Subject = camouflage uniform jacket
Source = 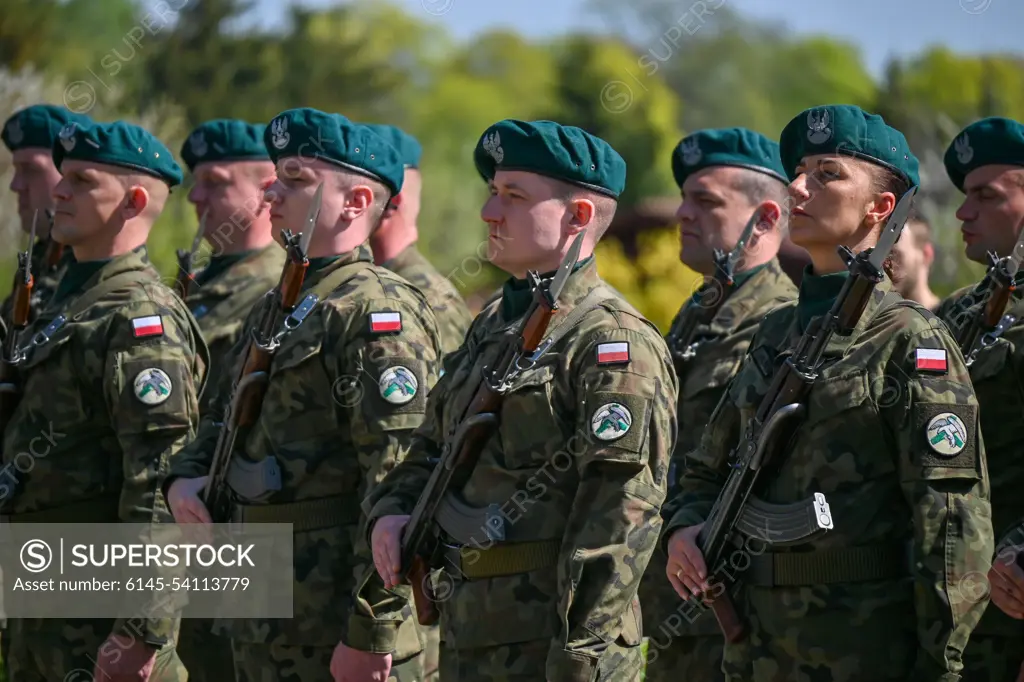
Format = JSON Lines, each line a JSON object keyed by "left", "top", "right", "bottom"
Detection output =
{"left": 0, "top": 237, "right": 72, "bottom": 330}
{"left": 664, "top": 278, "right": 993, "bottom": 681}
{"left": 185, "top": 244, "right": 286, "bottom": 413}
{"left": 641, "top": 258, "right": 796, "bottom": 635}
{"left": 937, "top": 282, "right": 1024, "bottom": 638}
{"left": 382, "top": 243, "right": 473, "bottom": 356}
{"left": 167, "top": 243, "right": 443, "bottom": 653}
{"left": 348, "top": 259, "right": 679, "bottom": 681}
{"left": 1, "top": 244, "right": 208, "bottom": 644}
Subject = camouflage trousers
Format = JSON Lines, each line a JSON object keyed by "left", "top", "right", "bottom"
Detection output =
{"left": 231, "top": 640, "right": 425, "bottom": 681}
{"left": 6, "top": 617, "right": 186, "bottom": 682}
{"left": 177, "top": 617, "right": 235, "bottom": 681}
{"left": 644, "top": 634, "right": 724, "bottom": 682}
{"left": 417, "top": 621, "right": 440, "bottom": 681}
{"left": 961, "top": 633, "right": 1024, "bottom": 682}
{"left": 438, "top": 638, "right": 643, "bottom": 681}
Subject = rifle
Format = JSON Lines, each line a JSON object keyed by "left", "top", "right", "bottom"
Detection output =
{"left": 689, "top": 187, "right": 917, "bottom": 643}
{"left": 175, "top": 209, "right": 208, "bottom": 300}
{"left": 399, "top": 232, "right": 586, "bottom": 626}
{"left": 41, "top": 210, "right": 64, "bottom": 273}
{"left": 203, "top": 186, "right": 322, "bottom": 522}
{"left": 948, "top": 221, "right": 1024, "bottom": 366}
{"left": 669, "top": 208, "right": 762, "bottom": 368}
{"left": 0, "top": 211, "right": 40, "bottom": 435}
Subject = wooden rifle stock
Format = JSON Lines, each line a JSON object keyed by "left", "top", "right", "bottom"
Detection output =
{"left": 0, "top": 243, "right": 35, "bottom": 435}
{"left": 202, "top": 230, "right": 310, "bottom": 521}
{"left": 403, "top": 272, "right": 562, "bottom": 625}
{"left": 44, "top": 238, "right": 64, "bottom": 272}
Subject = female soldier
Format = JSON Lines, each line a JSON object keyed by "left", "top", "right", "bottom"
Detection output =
{"left": 662, "top": 104, "right": 994, "bottom": 681}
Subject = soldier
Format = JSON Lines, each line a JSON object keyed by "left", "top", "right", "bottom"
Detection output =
{"left": 935, "top": 116, "right": 1024, "bottom": 681}
{"left": 174, "top": 118, "right": 285, "bottom": 681}
{"left": 2, "top": 120, "right": 206, "bottom": 681}
{"left": 334, "top": 119, "right": 678, "bottom": 681}
{"left": 179, "top": 118, "right": 286, "bottom": 414}
{"left": 640, "top": 127, "right": 797, "bottom": 681}
{"left": 163, "top": 108, "right": 441, "bottom": 682}
{"left": 892, "top": 217, "right": 941, "bottom": 311}
{"left": 366, "top": 123, "right": 473, "bottom": 358}
{"left": 664, "top": 105, "right": 992, "bottom": 681}
{"left": 1, "top": 104, "right": 91, "bottom": 321}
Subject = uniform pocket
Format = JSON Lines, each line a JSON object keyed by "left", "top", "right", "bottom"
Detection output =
{"left": 498, "top": 364, "right": 563, "bottom": 470}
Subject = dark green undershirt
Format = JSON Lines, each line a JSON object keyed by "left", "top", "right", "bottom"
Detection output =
{"left": 689, "top": 262, "right": 767, "bottom": 305}
{"left": 797, "top": 264, "right": 850, "bottom": 331}
{"left": 501, "top": 256, "right": 594, "bottom": 320}
{"left": 51, "top": 258, "right": 109, "bottom": 306}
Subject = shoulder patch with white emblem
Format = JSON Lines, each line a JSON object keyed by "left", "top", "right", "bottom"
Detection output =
{"left": 379, "top": 366, "right": 418, "bottom": 405}
{"left": 591, "top": 402, "right": 632, "bottom": 441}
{"left": 133, "top": 368, "right": 173, "bottom": 406}
{"left": 596, "top": 342, "right": 630, "bottom": 365}
{"left": 132, "top": 315, "right": 164, "bottom": 338}
{"left": 926, "top": 412, "right": 968, "bottom": 456}
{"left": 370, "top": 312, "right": 402, "bottom": 334}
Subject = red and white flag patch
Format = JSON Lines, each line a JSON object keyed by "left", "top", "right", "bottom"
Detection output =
{"left": 596, "top": 342, "right": 630, "bottom": 365}
{"left": 915, "top": 348, "right": 947, "bottom": 373}
{"left": 132, "top": 315, "right": 164, "bottom": 338}
{"left": 370, "top": 312, "right": 402, "bottom": 333}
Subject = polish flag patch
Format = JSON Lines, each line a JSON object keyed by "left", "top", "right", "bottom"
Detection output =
{"left": 132, "top": 315, "right": 164, "bottom": 338}
{"left": 915, "top": 348, "right": 947, "bottom": 373}
{"left": 596, "top": 342, "right": 630, "bottom": 365}
{"left": 370, "top": 312, "right": 402, "bottom": 334}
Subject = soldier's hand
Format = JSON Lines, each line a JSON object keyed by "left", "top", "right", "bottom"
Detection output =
{"left": 93, "top": 635, "right": 157, "bottom": 681}
{"left": 666, "top": 523, "right": 710, "bottom": 599}
{"left": 167, "top": 476, "right": 212, "bottom": 525}
{"left": 371, "top": 514, "right": 410, "bottom": 589}
{"left": 988, "top": 548, "right": 1024, "bottom": 619}
{"left": 330, "top": 641, "right": 392, "bottom": 681}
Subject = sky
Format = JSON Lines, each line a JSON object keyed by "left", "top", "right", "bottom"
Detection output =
{"left": 247, "top": 0, "right": 1024, "bottom": 78}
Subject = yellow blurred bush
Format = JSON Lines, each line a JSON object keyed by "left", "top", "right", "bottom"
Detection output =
{"left": 595, "top": 227, "right": 703, "bottom": 333}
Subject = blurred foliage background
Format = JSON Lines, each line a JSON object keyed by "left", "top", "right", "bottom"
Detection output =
{"left": 0, "top": 0, "right": 1010, "bottom": 331}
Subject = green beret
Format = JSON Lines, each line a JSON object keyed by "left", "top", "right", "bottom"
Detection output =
{"left": 2, "top": 104, "right": 92, "bottom": 153}
{"left": 474, "top": 119, "right": 626, "bottom": 198}
{"left": 363, "top": 124, "right": 422, "bottom": 169}
{"left": 779, "top": 105, "right": 919, "bottom": 187}
{"left": 943, "top": 117, "right": 1024, "bottom": 192}
{"left": 671, "top": 127, "right": 787, "bottom": 187}
{"left": 180, "top": 118, "right": 269, "bottom": 172}
{"left": 265, "top": 108, "right": 404, "bottom": 195}
{"left": 52, "top": 119, "right": 183, "bottom": 187}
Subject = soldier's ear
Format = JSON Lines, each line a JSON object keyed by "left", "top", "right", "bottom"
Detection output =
{"left": 568, "top": 198, "right": 595, "bottom": 229}
{"left": 756, "top": 201, "right": 781, "bottom": 232}
{"left": 122, "top": 186, "right": 150, "bottom": 219}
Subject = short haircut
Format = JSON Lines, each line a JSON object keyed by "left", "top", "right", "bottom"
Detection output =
{"left": 550, "top": 177, "right": 618, "bottom": 241}
{"left": 905, "top": 217, "right": 932, "bottom": 246}
{"left": 730, "top": 168, "right": 790, "bottom": 226}
{"left": 334, "top": 170, "right": 391, "bottom": 228}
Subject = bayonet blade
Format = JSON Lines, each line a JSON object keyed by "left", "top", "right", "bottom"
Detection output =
{"left": 726, "top": 208, "right": 761, "bottom": 272}
{"left": 299, "top": 183, "right": 324, "bottom": 255}
{"left": 868, "top": 185, "right": 918, "bottom": 271}
{"left": 27, "top": 209, "right": 38, "bottom": 249}
{"left": 548, "top": 232, "right": 585, "bottom": 304}
{"left": 1005, "top": 218, "right": 1024, "bottom": 275}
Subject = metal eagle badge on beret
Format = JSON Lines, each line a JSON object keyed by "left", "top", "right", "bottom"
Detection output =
{"left": 270, "top": 116, "right": 289, "bottom": 150}
{"left": 680, "top": 136, "right": 701, "bottom": 165}
{"left": 807, "top": 109, "right": 832, "bottom": 144}
{"left": 925, "top": 412, "right": 968, "bottom": 457}
{"left": 591, "top": 402, "right": 632, "bottom": 441}
{"left": 482, "top": 131, "right": 504, "bottom": 163}
{"left": 189, "top": 131, "right": 208, "bottom": 158}
{"left": 954, "top": 132, "right": 974, "bottom": 165}
{"left": 133, "top": 368, "right": 173, "bottom": 406}
{"left": 59, "top": 123, "right": 78, "bottom": 151}
{"left": 379, "top": 366, "right": 418, "bottom": 405}
{"left": 6, "top": 118, "right": 23, "bottom": 146}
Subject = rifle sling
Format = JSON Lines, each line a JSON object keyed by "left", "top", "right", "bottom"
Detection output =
{"left": 743, "top": 543, "right": 908, "bottom": 587}
{"left": 441, "top": 540, "right": 561, "bottom": 580}
{"left": 529, "top": 289, "right": 617, "bottom": 363}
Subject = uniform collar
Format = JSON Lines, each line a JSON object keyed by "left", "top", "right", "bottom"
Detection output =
{"left": 500, "top": 255, "right": 595, "bottom": 321}
{"left": 301, "top": 242, "right": 374, "bottom": 291}
{"left": 51, "top": 245, "right": 152, "bottom": 307}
